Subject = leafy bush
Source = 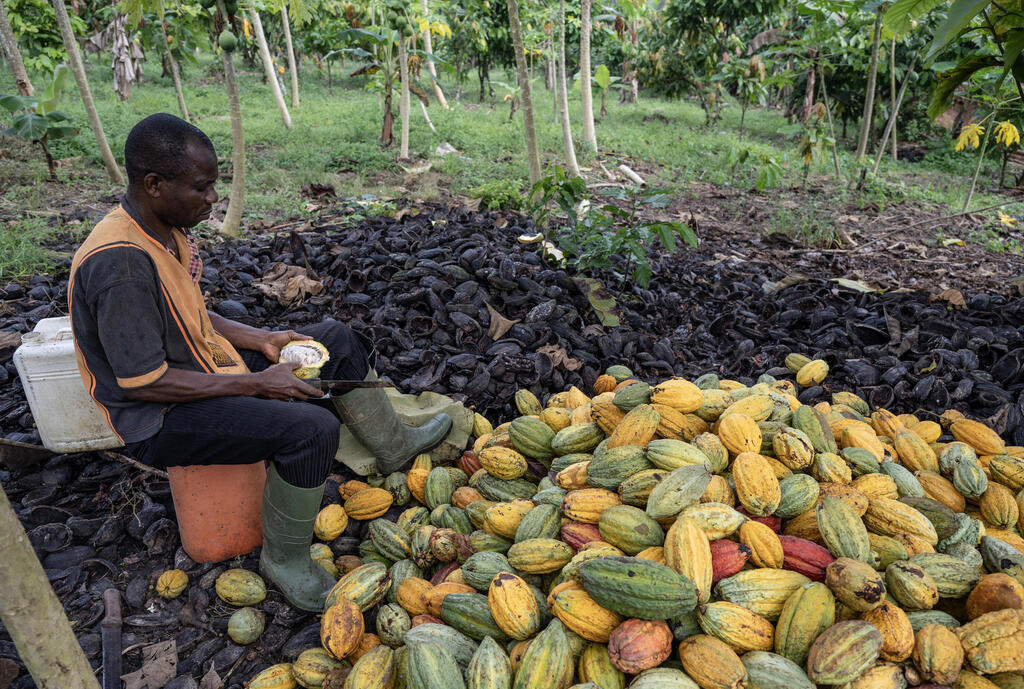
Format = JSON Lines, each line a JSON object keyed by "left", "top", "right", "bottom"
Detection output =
{"left": 469, "top": 179, "right": 526, "bottom": 210}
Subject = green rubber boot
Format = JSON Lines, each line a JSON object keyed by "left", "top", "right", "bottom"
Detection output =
{"left": 330, "top": 371, "right": 453, "bottom": 474}
{"left": 258, "top": 465, "right": 337, "bottom": 612}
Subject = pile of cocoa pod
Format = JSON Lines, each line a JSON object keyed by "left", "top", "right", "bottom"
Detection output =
{"left": 185, "top": 356, "right": 1024, "bottom": 689}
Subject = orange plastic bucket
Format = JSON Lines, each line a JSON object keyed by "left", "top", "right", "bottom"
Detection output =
{"left": 167, "top": 461, "right": 266, "bottom": 563}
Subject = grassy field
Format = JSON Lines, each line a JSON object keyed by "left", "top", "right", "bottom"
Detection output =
{"left": 1, "top": 53, "right": 1022, "bottom": 280}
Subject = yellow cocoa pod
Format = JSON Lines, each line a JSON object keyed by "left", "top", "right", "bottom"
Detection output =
{"left": 650, "top": 378, "right": 704, "bottom": 413}
{"left": 861, "top": 600, "right": 915, "bottom": 661}
{"left": 156, "top": 569, "right": 188, "bottom": 599}
{"left": 732, "top": 451, "right": 781, "bottom": 517}
{"left": 916, "top": 470, "right": 966, "bottom": 513}
{"left": 871, "top": 410, "right": 905, "bottom": 439}
{"left": 515, "top": 389, "right": 543, "bottom": 416}
{"left": 344, "top": 488, "right": 393, "bottom": 520}
{"left": 842, "top": 423, "right": 886, "bottom": 461}
{"left": 591, "top": 402, "right": 626, "bottom": 435}
{"left": 697, "top": 600, "right": 774, "bottom": 653}
{"left": 895, "top": 431, "right": 940, "bottom": 473}
{"left": 555, "top": 461, "right": 591, "bottom": 491}
{"left": 540, "top": 406, "right": 573, "bottom": 433}
{"left": 952, "top": 419, "right": 1007, "bottom": 456}
{"left": 717, "top": 413, "right": 762, "bottom": 456}
{"left": 701, "top": 474, "right": 736, "bottom": 506}
{"left": 796, "top": 359, "right": 829, "bottom": 387}
{"left": 488, "top": 572, "right": 540, "bottom": 640}
{"left": 914, "top": 623, "right": 964, "bottom": 684}
{"left": 314, "top": 504, "right": 349, "bottom": 541}
{"left": 483, "top": 500, "right": 534, "bottom": 539}
{"left": 740, "top": 520, "right": 784, "bottom": 568}
{"left": 678, "top": 634, "right": 748, "bottom": 689}
{"left": 320, "top": 598, "right": 365, "bottom": 659}
{"left": 563, "top": 488, "right": 621, "bottom": 524}
{"left": 863, "top": 498, "right": 938, "bottom": 544}
{"left": 665, "top": 517, "right": 713, "bottom": 603}
{"left": 550, "top": 587, "right": 623, "bottom": 642}
{"left": 852, "top": 473, "right": 899, "bottom": 501}
{"left": 956, "top": 609, "right": 1024, "bottom": 675}
{"left": 981, "top": 483, "right": 1020, "bottom": 530}
{"left": 607, "top": 404, "right": 660, "bottom": 449}
{"left": 479, "top": 446, "right": 529, "bottom": 480}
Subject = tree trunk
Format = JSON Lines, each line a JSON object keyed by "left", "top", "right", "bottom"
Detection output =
{"left": 0, "top": 485, "right": 102, "bottom": 689}
{"left": 0, "top": 0, "right": 34, "bottom": 97}
{"left": 506, "top": 0, "right": 541, "bottom": 187}
{"left": 281, "top": 5, "right": 300, "bottom": 108}
{"left": 890, "top": 36, "right": 897, "bottom": 161}
{"left": 872, "top": 55, "right": 918, "bottom": 175}
{"left": 157, "top": 19, "right": 189, "bottom": 121}
{"left": 629, "top": 21, "right": 639, "bottom": 103}
{"left": 818, "top": 62, "right": 843, "bottom": 181}
{"left": 398, "top": 37, "right": 411, "bottom": 160}
{"left": 421, "top": 0, "right": 449, "bottom": 109}
{"left": 557, "top": 0, "right": 580, "bottom": 177}
{"left": 579, "top": 0, "right": 596, "bottom": 152}
{"left": 249, "top": 9, "right": 292, "bottom": 128}
{"left": 51, "top": 0, "right": 124, "bottom": 184}
{"left": 855, "top": 11, "right": 882, "bottom": 161}
{"left": 218, "top": 2, "right": 245, "bottom": 237}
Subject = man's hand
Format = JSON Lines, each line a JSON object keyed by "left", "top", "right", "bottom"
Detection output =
{"left": 259, "top": 330, "right": 313, "bottom": 363}
{"left": 253, "top": 362, "right": 323, "bottom": 401}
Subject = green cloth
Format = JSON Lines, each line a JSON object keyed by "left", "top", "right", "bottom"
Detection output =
{"left": 335, "top": 387, "right": 473, "bottom": 476}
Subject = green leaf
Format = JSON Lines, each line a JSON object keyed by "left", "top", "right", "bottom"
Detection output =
{"left": 572, "top": 277, "right": 621, "bottom": 327}
{"left": 36, "top": 64, "right": 70, "bottom": 115}
{"left": 882, "top": 0, "right": 945, "bottom": 36}
{"left": 925, "top": 0, "right": 990, "bottom": 60}
{"left": 595, "top": 64, "right": 611, "bottom": 90}
{"left": 996, "top": 30, "right": 1024, "bottom": 92}
{"left": 0, "top": 94, "right": 37, "bottom": 113}
{"left": 4, "top": 112, "right": 49, "bottom": 141}
{"left": 652, "top": 223, "right": 677, "bottom": 254}
{"left": 927, "top": 56, "right": 1000, "bottom": 120}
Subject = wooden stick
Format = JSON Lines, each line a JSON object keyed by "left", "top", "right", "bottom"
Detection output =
{"left": 99, "top": 451, "right": 169, "bottom": 479}
{"left": 618, "top": 164, "right": 646, "bottom": 186}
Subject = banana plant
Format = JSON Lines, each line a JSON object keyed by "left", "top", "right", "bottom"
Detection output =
{"left": 1, "top": 64, "right": 79, "bottom": 179}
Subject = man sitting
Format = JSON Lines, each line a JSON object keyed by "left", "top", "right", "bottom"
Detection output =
{"left": 69, "top": 113, "right": 451, "bottom": 611}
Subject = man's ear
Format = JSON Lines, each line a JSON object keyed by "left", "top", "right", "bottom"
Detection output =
{"left": 142, "top": 172, "right": 164, "bottom": 198}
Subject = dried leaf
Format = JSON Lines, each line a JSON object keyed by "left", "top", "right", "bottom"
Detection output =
{"left": 536, "top": 344, "right": 584, "bottom": 371}
{"left": 573, "top": 277, "right": 622, "bottom": 327}
{"left": 198, "top": 666, "right": 221, "bottom": 689}
{"left": 0, "top": 331, "right": 22, "bottom": 352}
{"left": 121, "top": 640, "right": 177, "bottom": 689}
{"left": 934, "top": 288, "right": 966, "bottom": 309}
{"left": 485, "top": 302, "right": 519, "bottom": 340}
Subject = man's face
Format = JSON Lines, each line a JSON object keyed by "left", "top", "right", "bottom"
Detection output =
{"left": 150, "top": 141, "right": 219, "bottom": 229}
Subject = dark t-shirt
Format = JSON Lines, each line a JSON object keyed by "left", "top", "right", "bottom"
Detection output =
{"left": 69, "top": 199, "right": 247, "bottom": 443}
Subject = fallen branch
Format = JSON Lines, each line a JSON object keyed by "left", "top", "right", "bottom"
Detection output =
{"left": 618, "top": 164, "right": 646, "bottom": 186}
{"left": 99, "top": 451, "right": 169, "bottom": 479}
{"left": 904, "top": 200, "right": 1022, "bottom": 229}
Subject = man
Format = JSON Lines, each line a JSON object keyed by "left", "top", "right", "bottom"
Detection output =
{"left": 69, "top": 113, "right": 451, "bottom": 611}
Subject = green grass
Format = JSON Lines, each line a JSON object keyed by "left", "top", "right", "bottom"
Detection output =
{"left": 1, "top": 54, "right": 1022, "bottom": 279}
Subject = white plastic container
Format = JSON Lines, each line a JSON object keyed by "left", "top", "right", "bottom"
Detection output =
{"left": 13, "top": 316, "right": 123, "bottom": 453}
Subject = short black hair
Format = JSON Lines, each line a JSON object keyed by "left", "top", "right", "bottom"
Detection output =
{"left": 124, "top": 113, "right": 216, "bottom": 187}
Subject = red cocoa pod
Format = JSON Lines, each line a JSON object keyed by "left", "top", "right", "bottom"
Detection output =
{"left": 429, "top": 561, "right": 460, "bottom": 585}
{"left": 779, "top": 534, "right": 835, "bottom": 582}
{"left": 736, "top": 507, "right": 782, "bottom": 532}
{"left": 459, "top": 451, "right": 482, "bottom": 476}
{"left": 560, "top": 522, "right": 604, "bottom": 552}
{"left": 709, "top": 540, "right": 752, "bottom": 584}
{"left": 607, "top": 618, "right": 674, "bottom": 674}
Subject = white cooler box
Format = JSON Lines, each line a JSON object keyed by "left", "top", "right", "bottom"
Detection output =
{"left": 13, "top": 316, "right": 123, "bottom": 453}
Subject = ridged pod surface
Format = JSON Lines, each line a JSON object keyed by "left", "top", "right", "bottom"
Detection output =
{"left": 806, "top": 620, "right": 883, "bottom": 684}
{"left": 550, "top": 587, "right": 624, "bottom": 642}
{"left": 607, "top": 619, "right": 674, "bottom": 674}
{"left": 913, "top": 623, "right": 964, "bottom": 684}
{"left": 320, "top": 598, "right": 365, "bottom": 660}
{"left": 577, "top": 556, "right": 698, "bottom": 620}
{"left": 465, "top": 636, "right": 512, "bottom": 689}
{"left": 607, "top": 404, "right": 661, "bottom": 449}
{"left": 714, "top": 569, "right": 811, "bottom": 621}
{"left": 956, "top": 609, "right": 1024, "bottom": 674}
{"left": 816, "top": 496, "right": 873, "bottom": 564}
{"left": 717, "top": 414, "right": 762, "bottom": 456}
{"left": 664, "top": 518, "right": 713, "bottom": 604}
{"left": 740, "top": 652, "right": 815, "bottom": 689}
{"left": 732, "top": 452, "right": 781, "bottom": 517}
{"left": 513, "top": 620, "right": 572, "bottom": 689}
{"left": 677, "top": 634, "right": 748, "bottom": 689}
{"left": 861, "top": 600, "right": 915, "bottom": 661}
{"left": 773, "top": 581, "right": 835, "bottom": 665}
{"left": 488, "top": 572, "right": 540, "bottom": 640}
{"left": 697, "top": 601, "right": 774, "bottom": 652}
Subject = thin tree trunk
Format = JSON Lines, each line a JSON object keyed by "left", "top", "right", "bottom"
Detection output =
{"left": 157, "top": 19, "right": 189, "bottom": 120}
{"left": 0, "top": 485, "right": 102, "bottom": 689}
{"left": 418, "top": 98, "right": 438, "bottom": 135}
{"left": 51, "top": 0, "right": 123, "bottom": 184}
{"left": 398, "top": 37, "right": 411, "bottom": 159}
{"left": 0, "top": 0, "right": 34, "bottom": 97}
{"left": 818, "top": 62, "right": 842, "bottom": 181}
{"left": 506, "top": 0, "right": 541, "bottom": 186}
{"left": 872, "top": 55, "right": 917, "bottom": 175}
{"left": 218, "top": 2, "right": 245, "bottom": 237}
{"left": 556, "top": 0, "right": 580, "bottom": 177}
{"left": 249, "top": 9, "right": 292, "bottom": 128}
{"left": 963, "top": 120, "right": 992, "bottom": 212}
{"left": 855, "top": 11, "right": 882, "bottom": 161}
{"left": 629, "top": 21, "right": 639, "bottom": 103}
{"left": 281, "top": 5, "right": 300, "bottom": 107}
{"left": 890, "top": 37, "right": 897, "bottom": 161}
{"left": 579, "top": 0, "right": 596, "bottom": 152}
{"left": 421, "top": 0, "right": 449, "bottom": 109}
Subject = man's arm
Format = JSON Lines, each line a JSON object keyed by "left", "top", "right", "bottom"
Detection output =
{"left": 123, "top": 361, "right": 322, "bottom": 403}
{"left": 208, "top": 311, "right": 311, "bottom": 362}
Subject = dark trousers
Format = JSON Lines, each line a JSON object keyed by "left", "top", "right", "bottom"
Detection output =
{"left": 125, "top": 320, "right": 372, "bottom": 488}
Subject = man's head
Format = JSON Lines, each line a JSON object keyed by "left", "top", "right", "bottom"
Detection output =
{"left": 124, "top": 114, "right": 218, "bottom": 229}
